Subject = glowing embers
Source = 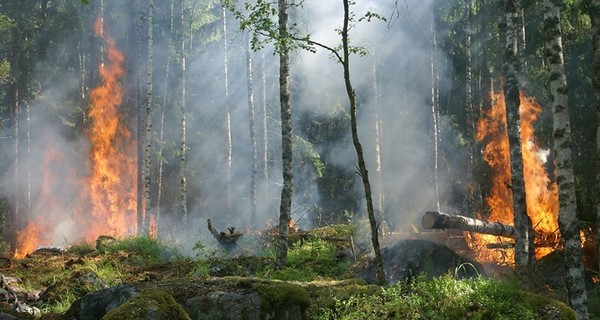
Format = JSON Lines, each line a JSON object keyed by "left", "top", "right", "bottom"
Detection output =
{"left": 469, "top": 89, "right": 559, "bottom": 265}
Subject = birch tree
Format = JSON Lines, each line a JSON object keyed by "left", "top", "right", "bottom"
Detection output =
{"left": 246, "top": 32, "right": 258, "bottom": 226}
{"left": 542, "top": 0, "right": 589, "bottom": 318}
{"left": 503, "top": 0, "right": 534, "bottom": 267}
{"left": 430, "top": 3, "right": 441, "bottom": 212}
{"left": 142, "top": 0, "right": 155, "bottom": 235}
{"left": 176, "top": 0, "right": 188, "bottom": 228}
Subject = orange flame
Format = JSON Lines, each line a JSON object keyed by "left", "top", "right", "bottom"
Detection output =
{"left": 13, "top": 18, "right": 137, "bottom": 258}
{"left": 469, "top": 88, "right": 559, "bottom": 264}
{"left": 81, "top": 18, "right": 137, "bottom": 242}
{"left": 14, "top": 148, "right": 70, "bottom": 258}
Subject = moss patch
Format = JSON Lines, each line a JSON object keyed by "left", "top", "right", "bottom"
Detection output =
{"left": 102, "top": 289, "right": 191, "bottom": 320}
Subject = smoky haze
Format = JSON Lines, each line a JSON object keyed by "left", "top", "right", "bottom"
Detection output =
{"left": 0, "top": 0, "right": 469, "bottom": 253}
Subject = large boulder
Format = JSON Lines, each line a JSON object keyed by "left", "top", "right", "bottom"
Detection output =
{"left": 351, "top": 239, "right": 486, "bottom": 284}
{"left": 72, "top": 277, "right": 311, "bottom": 320}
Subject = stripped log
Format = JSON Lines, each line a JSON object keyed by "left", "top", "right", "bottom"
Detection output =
{"left": 422, "top": 211, "right": 515, "bottom": 238}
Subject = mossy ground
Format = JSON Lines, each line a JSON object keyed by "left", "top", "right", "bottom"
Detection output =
{"left": 0, "top": 225, "right": 594, "bottom": 319}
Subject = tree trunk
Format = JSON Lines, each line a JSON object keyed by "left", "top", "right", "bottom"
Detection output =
{"left": 422, "top": 211, "right": 516, "bottom": 237}
{"left": 465, "top": 0, "right": 481, "bottom": 218}
{"left": 261, "top": 51, "right": 270, "bottom": 214}
{"left": 516, "top": 0, "right": 527, "bottom": 83}
{"left": 275, "top": 0, "right": 293, "bottom": 271}
{"left": 142, "top": 0, "right": 155, "bottom": 236}
{"left": 430, "top": 5, "right": 441, "bottom": 212}
{"left": 156, "top": 0, "right": 175, "bottom": 236}
{"left": 176, "top": 0, "right": 188, "bottom": 228}
{"left": 246, "top": 32, "right": 258, "bottom": 227}
{"left": 9, "top": 15, "right": 22, "bottom": 252}
{"left": 134, "top": 0, "right": 144, "bottom": 236}
{"left": 371, "top": 54, "right": 384, "bottom": 220}
{"left": 503, "top": 0, "right": 534, "bottom": 267}
{"left": 342, "top": 0, "right": 384, "bottom": 284}
{"left": 542, "top": 0, "right": 589, "bottom": 318}
{"left": 223, "top": 5, "right": 233, "bottom": 219}
{"left": 587, "top": 0, "right": 600, "bottom": 277}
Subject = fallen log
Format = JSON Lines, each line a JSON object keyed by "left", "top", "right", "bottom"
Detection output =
{"left": 422, "top": 211, "right": 515, "bottom": 238}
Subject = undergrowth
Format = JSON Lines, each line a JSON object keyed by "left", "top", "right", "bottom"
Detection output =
{"left": 315, "top": 273, "right": 576, "bottom": 320}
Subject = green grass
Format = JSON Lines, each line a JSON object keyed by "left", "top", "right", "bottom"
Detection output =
{"left": 103, "top": 235, "right": 182, "bottom": 264}
{"left": 315, "top": 273, "right": 576, "bottom": 320}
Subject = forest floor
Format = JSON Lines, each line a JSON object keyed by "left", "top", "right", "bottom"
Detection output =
{"left": 0, "top": 224, "right": 596, "bottom": 319}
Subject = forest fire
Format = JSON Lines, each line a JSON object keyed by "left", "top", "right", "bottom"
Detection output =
{"left": 82, "top": 18, "right": 137, "bottom": 242}
{"left": 13, "top": 19, "right": 136, "bottom": 258}
{"left": 467, "top": 88, "right": 560, "bottom": 265}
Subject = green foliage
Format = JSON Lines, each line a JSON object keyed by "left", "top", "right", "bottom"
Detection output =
{"left": 102, "top": 235, "right": 182, "bottom": 265}
{"left": 269, "top": 238, "right": 351, "bottom": 281}
{"left": 317, "top": 274, "right": 576, "bottom": 320}
{"left": 253, "top": 281, "right": 311, "bottom": 313}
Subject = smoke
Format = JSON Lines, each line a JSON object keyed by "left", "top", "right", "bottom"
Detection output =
{"left": 0, "top": 0, "right": 472, "bottom": 253}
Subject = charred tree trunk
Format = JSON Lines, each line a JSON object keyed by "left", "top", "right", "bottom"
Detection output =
{"left": 422, "top": 211, "right": 515, "bottom": 238}
{"left": 543, "top": 0, "right": 589, "bottom": 318}
{"left": 503, "top": 0, "right": 534, "bottom": 267}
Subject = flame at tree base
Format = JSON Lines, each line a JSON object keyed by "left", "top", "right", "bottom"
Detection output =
{"left": 13, "top": 18, "right": 137, "bottom": 258}
{"left": 468, "top": 87, "right": 559, "bottom": 265}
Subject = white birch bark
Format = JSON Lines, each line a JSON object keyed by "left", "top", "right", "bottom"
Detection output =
{"left": 543, "top": 0, "right": 589, "bottom": 318}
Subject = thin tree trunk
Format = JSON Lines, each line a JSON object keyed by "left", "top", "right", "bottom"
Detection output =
{"left": 246, "top": 32, "right": 258, "bottom": 227}
{"left": 261, "top": 51, "right": 270, "bottom": 213}
{"left": 503, "top": 0, "right": 534, "bottom": 267}
{"left": 542, "top": 1, "right": 588, "bottom": 318}
{"left": 342, "top": 0, "right": 385, "bottom": 284}
{"left": 9, "top": 17, "right": 22, "bottom": 252}
{"left": 587, "top": 0, "right": 600, "bottom": 277}
{"left": 275, "top": 0, "right": 293, "bottom": 271}
{"left": 177, "top": 0, "right": 188, "bottom": 227}
{"left": 223, "top": 5, "right": 233, "bottom": 219}
{"left": 465, "top": 0, "right": 479, "bottom": 217}
{"left": 430, "top": 5, "right": 441, "bottom": 212}
{"left": 143, "top": 0, "right": 155, "bottom": 236}
{"left": 134, "top": 0, "right": 144, "bottom": 236}
{"left": 372, "top": 54, "right": 384, "bottom": 220}
{"left": 156, "top": 0, "right": 175, "bottom": 236}
{"left": 25, "top": 102, "right": 30, "bottom": 213}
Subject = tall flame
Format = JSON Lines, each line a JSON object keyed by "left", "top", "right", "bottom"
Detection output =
{"left": 468, "top": 88, "right": 559, "bottom": 264}
{"left": 81, "top": 18, "right": 137, "bottom": 242}
{"left": 13, "top": 18, "right": 136, "bottom": 258}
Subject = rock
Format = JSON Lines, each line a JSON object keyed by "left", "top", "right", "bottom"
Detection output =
{"left": 74, "top": 277, "right": 311, "bottom": 320}
{"left": 351, "top": 239, "right": 485, "bottom": 284}
{"left": 76, "top": 284, "right": 138, "bottom": 320}
{"left": 102, "top": 289, "right": 191, "bottom": 320}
